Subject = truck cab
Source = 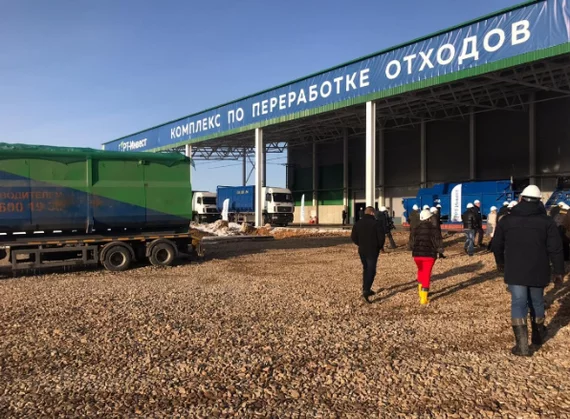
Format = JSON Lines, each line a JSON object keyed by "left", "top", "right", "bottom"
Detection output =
{"left": 192, "top": 191, "right": 220, "bottom": 223}
{"left": 263, "top": 187, "right": 294, "bottom": 226}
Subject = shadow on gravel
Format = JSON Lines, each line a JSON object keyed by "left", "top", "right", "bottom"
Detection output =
{"left": 543, "top": 279, "right": 570, "bottom": 344}
{"left": 201, "top": 236, "right": 351, "bottom": 261}
{"left": 371, "top": 261, "right": 486, "bottom": 304}
{"left": 429, "top": 269, "right": 501, "bottom": 302}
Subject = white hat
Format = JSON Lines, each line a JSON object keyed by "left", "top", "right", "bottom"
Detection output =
{"left": 558, "top": 202, "right": 566, "bottom": 207}
{"left": 474, "top": 199, "right": 481, "bottom": 205}
{"left": 436, "top": 204, "right": 442, "bottom": 208}
{"left": 429, "top": 207, "right": 437, "bottom": 214}
{"left": 563, "top": 204, "right": 570, "bottom": 211}
{"left": 508, "top": 201, "right": 517, "bottom": 208}
{"left": 379, "top": 206, "right": 387, "bottom": 212}
{"left": 503, "top": 201, "right": 509, "bottom": 206}
{"left": 490, "top": 206, "right": 497, "bottom": 212}
{"left": 466, "top": 203, "right": 474, "bottom": 209}
{"left": 422, "top": 205, "right": 430, "bottom": 210}
{"left": 521, "top": 185, "right": 541, "bottom": 199}
{"left": 420, "top": 209, "right": 433, "bottom": 221}
{"left": 412, "top": 204, "right": 419, "bottom": 211}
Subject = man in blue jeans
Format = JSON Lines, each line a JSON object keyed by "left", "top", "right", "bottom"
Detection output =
{"left": 462, "top": 203, "right": 477, "bottom": 256}
{"left": 492, "top": 185, "right": 565, "bottom": 357}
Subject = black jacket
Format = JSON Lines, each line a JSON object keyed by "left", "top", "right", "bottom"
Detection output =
{"left": 474, "top": 205, "right": 483, "bottom": 227}
{"left": 549, "top": 206, "right": 561, "bottom": 218}
{"left": 431, "top": 212, "right": 441, "bottom": 230}
{"left": 412, "top": 221, "right": 444, "bottom": 258}
{"left": 492, "top": 200, "right": 564, "bottom": 287}
{"left": 409, "top": 210, "right": 420, "bottom": 229}
{"left": 351, "top": 214, "right": 386, "bottom": 258}
{"left": 497, "top": 205, "right": 509, "bottom": 223}
{"left": 462, "top": 209, "right": 477, "bottom": 229}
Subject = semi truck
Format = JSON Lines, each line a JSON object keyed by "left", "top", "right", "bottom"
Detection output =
{"left": 192, "top": 191, "right": 220, "bottom": 223}
{"left": 0, "top": 143, "right": 203, "bottom": 271}
{"left": 216, "top": 185, "right": 294, "bottom": 226}
{"left": 402, "top": 179, "right": 528, "bottom": 226}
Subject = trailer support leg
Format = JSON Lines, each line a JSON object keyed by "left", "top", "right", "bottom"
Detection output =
{"left": 255, "top": 128, "right": 263, "bottom": 227}
{"left": 365, "top": 101, "right": 376, "bottom": 208}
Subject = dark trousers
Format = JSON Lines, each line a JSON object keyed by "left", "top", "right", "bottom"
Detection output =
{"left": 359, "top": 253, "right": 378, "bottom": 293}
{"left": 475, "top": 228, "right": 484, "bottom": 246}
{"left": 386, "top": 232, "right": 397, "bottom": 249}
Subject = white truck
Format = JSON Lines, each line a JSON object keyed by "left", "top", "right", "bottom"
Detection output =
{"left": 192, "top": 191, "right": 221, "bottom": 223}
{"left": 216, "top": 185, "right": 295, "bottom": 226}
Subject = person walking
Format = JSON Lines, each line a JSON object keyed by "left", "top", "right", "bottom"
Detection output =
{"left": 351, "top": 206, "right": 386, "bottom": 303}
{"left": 485, "top": 206, "right": 498, "bottom": 251}
{"left": 462, "top": 203, "right": 477, "bottom": 256}
{"left": 473, "top": 199, "right": 484, "bottom": 247}
{"left": 497, "top": 201, "right": 510, "bottom": 223}
{"left": 408, "top": 204, "right": 420, "bottom": 251}
{"left": 553, "top": 202, "right": 570, "bottom": 261}
{"left": 412, "top": 209, "right": 445, "bottom": 305}
{"left": 379, "top": 206, "right": 397, "bottom": 249}
{"left": 492, "top": 185, "right": 564, "bottom": 357}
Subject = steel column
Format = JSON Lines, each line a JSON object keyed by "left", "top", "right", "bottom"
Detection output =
{"left": 529, "top": 93, "right": 536, "bottom": 185}
{"left": 242, "top": 148, "right": 247, "bottom": 186}
{"left": 255, "top": 128, "right": 263, "bottom": 227}
{"left": 261, "top": 140, "right": 266, "bottom": 187}
{"left": 365, "top": 101, "right": 377, "bottom": 207}
{"left": 469, "top": 108, "right": 476, "bottom": 180}
{"left": 343, "top": 128, "right": 349, "bottom": 209}
{"left": 312, "top": 140, "right": 318, "bottom": 210}
{"left": 420, "top": 119, "right": 427, "bottom": 187}
{"left": 377, "top": 124, "right": 384, "bottom": 207}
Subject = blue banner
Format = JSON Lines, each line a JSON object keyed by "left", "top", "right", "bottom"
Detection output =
{"left": 105, "top": 0, "right": 570, "bottom": 152}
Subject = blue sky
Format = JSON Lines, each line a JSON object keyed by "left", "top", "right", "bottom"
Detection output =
{"left": 0, "top": 0, "right": 523, "bottom": 191}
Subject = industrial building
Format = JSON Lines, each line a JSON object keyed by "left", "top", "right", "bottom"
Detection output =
{"left": 103, "top": 0, "right": 570, "bottom": 226}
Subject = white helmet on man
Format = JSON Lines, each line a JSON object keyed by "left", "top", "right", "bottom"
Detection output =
{"left": 558, "top": 202, "right": 566, "bottom": 207}
{"left": 420, "top": 209, "right": 433, "bottom": 221}
{"left": 430, "top": 207, "right": 437, "bottom": 214}
{"left": 503, "top": 201, "right": 509, "bottom": 206}
{"left": 436, "top": 204, "right": 442, "bottom": 208}
{"left": 379, "top": 206, "right": 387, "bottom": 212}
{"left": 474, "top": 199, "right": 481, "bottom": 205}
{"left": 490, "top": 206, "right": 497, "bottom": 212}
{"left": 508, "top": 201, "right": 517, "bottom": 208}
{"left": 412, "top": 204, "right": 419, "bottom": 211}
{"left": 466, "top": 203, "right": 474, "bottom": 209}
{"left": 521, "top": 185, "right": 541, "bottom": 199}
{"left": 423, "top": 205, "right": 430, "bottom": 210}
{"left": 563, "top": 203, "right": 570, "bottom": 211}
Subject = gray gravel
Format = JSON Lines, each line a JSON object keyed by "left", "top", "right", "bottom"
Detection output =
{"left": 1, "top": 234, "right": 569, "bottom": 417}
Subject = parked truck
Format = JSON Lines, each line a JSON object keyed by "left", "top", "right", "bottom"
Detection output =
{"left": 402, "top": 179, "right": 528, "bottom": 226}
{"left": 192, "top": 191, "right": 220, "bottom": 223}
{"left": 0, "top": 143, "right": 203, "bottom": 271}
{"left": 216, "top": 185, "right": 294, "bottom": 226}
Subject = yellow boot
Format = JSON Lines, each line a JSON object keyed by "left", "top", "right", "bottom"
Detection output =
{"left": 420, "top": 288, "right": 430, "bottom": 305}
{"left": 418, "top": 283, "right": 422, "bottom": 303}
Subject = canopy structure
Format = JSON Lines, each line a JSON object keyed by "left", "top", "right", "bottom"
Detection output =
{"left": 103, "top": 0, "right": 570, "bottom": 226}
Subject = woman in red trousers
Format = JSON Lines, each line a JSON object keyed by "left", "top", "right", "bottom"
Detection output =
{"left": 412, "top": 209, "right": 445, "bottom": 305}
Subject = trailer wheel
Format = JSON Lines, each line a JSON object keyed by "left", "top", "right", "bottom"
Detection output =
{"left": 101, "top": 243, "right": 132, "bottom": 272}
{"left": 149, "top": 241, "right": 177, "bottom": 267}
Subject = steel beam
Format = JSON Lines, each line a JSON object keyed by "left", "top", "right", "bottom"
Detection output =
{"left": 365, "top": 101, "right": 376, "bottom": 207}
{"left": 255, "top": 128, "right": 263, "bottom": 227}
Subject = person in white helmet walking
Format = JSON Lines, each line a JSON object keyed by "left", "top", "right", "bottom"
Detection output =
{"left": 462, "top": 203, "right": 477, "bottom": 256}
{"left": 407, "top": 204, "right": 420, "bottom": 251}
{"left": 492, "top": 185, "right": 564, "bottom": 357}
{"left": 473, "top": 199, "right": 484, "bottom": 247}
{"left": 485, "top": 206, "right": 498, "bottom": 251}
{"left": 552, "top": 202, "right": 570, "bottom": 261}
{"left": 378, "top": 206, "right": 397, "bottom": 250}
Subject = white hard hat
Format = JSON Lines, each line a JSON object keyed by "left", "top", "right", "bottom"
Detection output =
{"left": 474, "top": 200, "right": 481, "bottom": 204}
{"left": 508, "top": 201, "right": 517, "bottom": 208}
{"left": 521, "top": 185, "right": 541, "bottom": 199}
{"left": 490, "top": 206, "right": 497, "bottom": 212}
{"left": 503, "top": 201, "right": 509, "bottom": 206}
{"left": 563, "top": 204, "right": 570, "bottom": 211}
{"left": 379, "top": 206, "right": 387, "bottom": 212}
{"left": 423, "top": 205, "right": 430, "bottom": 210}
{"left": 420, "top": 209, "right": 433, "bottom": 221}
{"left": 436, "top": 204, "right": 442, "bottom": 208}
{"left": 558, "top": 202, "right": 566, "bottom": 207}
{"left": 430, "top": 207, "right": 437, "bottom": 214}
{"left": 412, "top": 204, "right": 419, "bottom": 211}
{"left": 467, "top": 203, "right": 474, "bottom": 209}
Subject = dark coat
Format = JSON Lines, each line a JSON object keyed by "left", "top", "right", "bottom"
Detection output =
{"left": 473, "top": 205, "right": 483, "bottom": 227}
{"left": 412, "top": 221, "right": 444, "bottom": 258}
{"left": 492, "top": 200, "right": 564, "bottom": 287}
{"left": 549, "top": 206, "right": 561, "bottom": 218}
{"left": 409, "top": 210, "right": 420, "bottom": 229}
{"left": 462, "top": 209, "right": 477, "bottom": 230}
{"left": 431, "top": 212, "right": 441, "bottom": 230}
{"left": 497, "top": 205, "right": 509, "bottom": 223}
{"left": 351, "top": 214, "right": 386, "bottom": 258}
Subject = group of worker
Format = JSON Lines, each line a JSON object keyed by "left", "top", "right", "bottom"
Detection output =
{"left": 350, "top": 185, "right": 566, "bottom": 357}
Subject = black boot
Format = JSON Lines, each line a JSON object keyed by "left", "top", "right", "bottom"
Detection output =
{"left": 511, "top": 318, "right": 532, "bottom": 357}
{"left": 531, "top": 317, "right": 547, "bottom": 346}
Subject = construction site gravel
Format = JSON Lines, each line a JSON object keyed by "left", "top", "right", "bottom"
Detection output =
{"left": 1, "top": 231, "right": 570, "bottom": 417}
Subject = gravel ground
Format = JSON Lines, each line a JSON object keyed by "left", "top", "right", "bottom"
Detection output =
{"left": 1, "top": 232, "right": 570, "bottom": 417}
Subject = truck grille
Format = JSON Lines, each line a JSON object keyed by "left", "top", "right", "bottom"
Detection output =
{"left": 206, "top": 208, "right": 218, "bottom": 213}
{"left": 277, "top": 206, "right": 292, "bottom": 213}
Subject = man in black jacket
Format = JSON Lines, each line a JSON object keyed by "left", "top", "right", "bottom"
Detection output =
{"left": 473, "top": 199, "right": 484, "bottom": 247}
{"left": 407, "top": 204, "right": 420, "bottom": 250}
{"left": 462, "top": 203, "right": 477, "bottom": 256}
{"left": 492, "top": 185, "right": 564, "bottom": 357}
{"left": 351, "top": 206, "right": 386, "bottom": 302}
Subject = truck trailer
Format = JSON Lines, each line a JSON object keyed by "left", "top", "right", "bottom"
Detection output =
{"left": 216, "top": 185, "right": 294, "bottom": 226}
{"left": 0, "top": 143, "right": 203, "bottom": 271}
{"left": 192, "top": 191, "right": 220, "bottom": 223}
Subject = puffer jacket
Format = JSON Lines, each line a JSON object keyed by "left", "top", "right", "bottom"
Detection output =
{"left": 412, "top": 221, "right": 444, "bottom": 258}
{"left": 409, "top": 210, "right": 420, "bottom": 229}
{"left": 462, "top": 209, "right": 477, "bottom": 229}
